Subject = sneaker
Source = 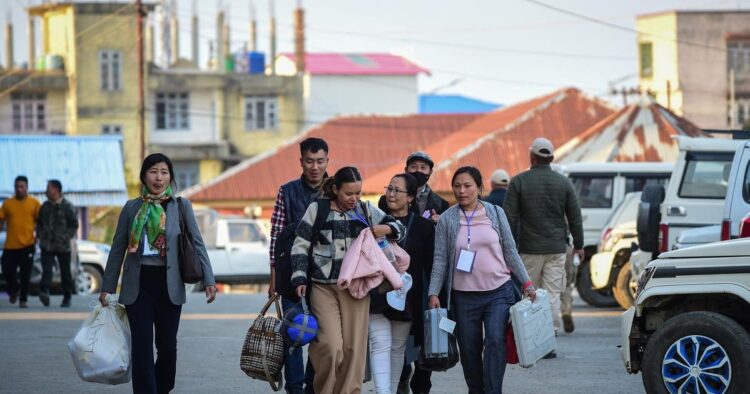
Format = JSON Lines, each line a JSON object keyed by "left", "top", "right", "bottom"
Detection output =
{"left": 9, "top": 292, "right": 17, "bottom": 304}
{"left": 542, "top": 351, "right": 557, "bottom": 359}
{"left": 562, "top": 313, "right": 575, "bottom": 333}
{"left": 19, "top": 301, "right": 28, "bottom": 309}
{"left": 60, "top": 298, "right": 71, "bottom": 308}
{"left": 39, "top": 292, "right": 50, "bottom": 307}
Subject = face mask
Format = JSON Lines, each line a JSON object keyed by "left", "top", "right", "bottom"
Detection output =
{"left": 411, "top": 171, "right": 430, "bottom": 188}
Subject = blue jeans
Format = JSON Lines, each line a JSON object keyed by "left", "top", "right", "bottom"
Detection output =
{"left": 452, "top": 281, "right": 514, "bottom": 394}
{"left": 281, "top": 296, "right": 315, "bottom": 393}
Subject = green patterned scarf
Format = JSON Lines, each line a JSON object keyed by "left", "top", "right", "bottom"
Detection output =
{"left": 128, "top": 185, "right": 173, "bottom": 256}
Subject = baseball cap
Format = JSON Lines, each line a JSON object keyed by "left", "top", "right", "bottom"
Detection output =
{"left": 490, "top": 169, "right": 510, "bottom": 186}
{"left": 386, "top": 272, "right": 413, "bottom": 311}
{"left": 406, "top": 151, "right": 434, "bottom": 168}
{"left": 529, "top": 137, "right": 554, "bottom": 158}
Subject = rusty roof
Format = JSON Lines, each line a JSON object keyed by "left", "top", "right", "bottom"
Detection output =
{"left": 556, "top": 99, "right": 707, "bottom": 164}
{"left": 363, "top": 87, "right": 616, "bottom": 194}
{"left": 183, "top": 113, "right": 481, "bottom": 202}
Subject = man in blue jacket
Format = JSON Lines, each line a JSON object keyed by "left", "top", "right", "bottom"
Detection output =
{"left": 268, "top": 137, "right": 329, "bottom": 394}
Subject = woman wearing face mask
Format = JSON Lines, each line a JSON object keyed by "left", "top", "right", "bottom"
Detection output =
{"left": 368, "top": 173, "right": 436, "bottom": 394}
{"left": 291, "top": 166, "right": 406, "bottom": 394}
{"left": 100, "top": 153, "right": 217, "bottom": 394}
{"left": 428, "top": 166, "right": 536, "bottom": 394}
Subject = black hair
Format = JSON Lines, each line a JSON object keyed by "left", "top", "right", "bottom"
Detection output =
{"left": 139, "top": 153, "right": 176, "bottom": 188}
{"left": 322, "top": 166, "right": 362, "bottom": 199}
{"left": 532, "top": 153, "right": 554, "bottom": 165}
{"left": 451, "top": 166, "right": 484, "bottom": 193}
{"left": 14, "top": 175, "right": 28, "bottom": 185}
{"left": 391, "top": 173, "right": 418, "bottom": 198}
{"left": 300, "top": 137, "right": 329, "bottom": 156}
{"left": 48, "top": 179, "right": 62, "bottom": 193}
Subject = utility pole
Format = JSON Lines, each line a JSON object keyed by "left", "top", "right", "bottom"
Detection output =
{"left": 666, "top": 80, "right": 671, "bottom": 111}
{"left": 136, "top": 0, "right": 146, "bottom": 163}
{"left": 729, "top": 68, "right": 737, "bottom": 130}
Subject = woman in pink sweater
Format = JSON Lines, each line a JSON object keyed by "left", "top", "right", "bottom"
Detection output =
{"left": 428, "top": 166, "right": 536, "bottom": 394}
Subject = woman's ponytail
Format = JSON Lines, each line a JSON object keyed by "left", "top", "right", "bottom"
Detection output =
{"left": 321, "top": 177, "right": 337, "bottom": 199}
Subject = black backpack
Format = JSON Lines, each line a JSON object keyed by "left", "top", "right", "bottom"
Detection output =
{"left": 274, "top": 199, "right": 331, "bottom": 301}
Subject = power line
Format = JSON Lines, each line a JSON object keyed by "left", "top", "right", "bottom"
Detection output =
{"left": 523, "top": 0, "right": 728, "bottom": 53}
{"left": 304, "top": 25, "right": 634, "bottom": 62}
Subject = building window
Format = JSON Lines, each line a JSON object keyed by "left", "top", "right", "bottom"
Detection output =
{"left": 728, "top": 40, "right": 750, "bottom": 75}
{"left": 155, "top": 92, "right": 190, "bottom": 130}
{"left": 244, "top": 96, "right": 278, "bottom": 131}
{"left": 101, "top": 124, "right": 122, "bottom": 135}
{"left": 173, "top": 161, "right": 200, "bottom": 189}
{"left": 11, "top": 92, "right": 46, "bottom": 133}
{"left": 100, "top": 50, "right": 122, "bottom": 91}
{"left": 639, "top": 42, "right": 653, "bottom": 78}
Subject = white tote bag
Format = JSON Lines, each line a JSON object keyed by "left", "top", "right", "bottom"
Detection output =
{"left": 67, "top": 297, "right": 132, "bottom": 384}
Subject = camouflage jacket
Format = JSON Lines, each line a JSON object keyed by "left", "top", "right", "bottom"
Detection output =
{"left": 37, "top": 198, "right": 78, "bottom": 253}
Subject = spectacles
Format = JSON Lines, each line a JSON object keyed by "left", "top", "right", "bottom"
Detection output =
{"left": 384, "top": 186, "right": 408, "bottom": 195}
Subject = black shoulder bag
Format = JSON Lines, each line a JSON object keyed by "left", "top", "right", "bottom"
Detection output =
{"left": 176, "top": 197, "right": 204, "bottom": 284}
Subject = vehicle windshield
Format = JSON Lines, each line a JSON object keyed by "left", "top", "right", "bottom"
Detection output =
{"left": 570, "top": 176, "right": 614, "bottom": 208}
{"left": 608, "top": 193, "right": 640, "bottom": 228}
{"left": 228, "top": 222, "right": 265, "bottom": 243}
{"left": 678, "top": 152, "right": 734, "bottom": 199}
{"left": 624, "top": 176, "right": 669, "bottom": 194}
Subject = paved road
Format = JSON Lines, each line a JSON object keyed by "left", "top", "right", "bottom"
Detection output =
{"left": 0, "top": 292, "right": 645, "bottom": 394}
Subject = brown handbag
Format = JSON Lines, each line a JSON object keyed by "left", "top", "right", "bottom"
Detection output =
{"left": 240, "top": 294, "right": 285, "bottom": 391}
{"left": 176, "top": 198, "right": 203, "bottom": 284}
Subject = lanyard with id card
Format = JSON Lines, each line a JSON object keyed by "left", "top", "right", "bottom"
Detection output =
{"left": 456, "top": 204, "right": 478, "bottom": 274}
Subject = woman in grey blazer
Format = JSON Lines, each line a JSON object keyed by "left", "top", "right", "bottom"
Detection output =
{"left": 100, "top": 153, "right": 217, "bottom": 394}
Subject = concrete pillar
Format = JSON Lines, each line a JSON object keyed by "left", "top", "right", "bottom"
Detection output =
{"left": 27, "top": 16, "right": 35, "bottom": 70}
{"left": 4, "top": 22, "right": 13, "bottom": 69}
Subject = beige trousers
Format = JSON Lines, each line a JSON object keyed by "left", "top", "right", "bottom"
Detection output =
{"left": 309, "top": 283, "right": 370, "bottom": 394}
{"left": 560, "top": 247, "right": 575, "bottom": 316}
{"left": 520, "top": 252, "right": 567, "bottom": 331}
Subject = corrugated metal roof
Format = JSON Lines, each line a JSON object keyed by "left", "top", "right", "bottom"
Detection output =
{"left": 556, "top": 99, "right": 707, "bottom": 164}
{"left": 183, "top": 114, "right": 481, "bottom": 202}
{"left": 363, "top": 88, "right": 616, "bottom": 193}
{"left": 0, "top": 135, "right": 127, "bottom": 206}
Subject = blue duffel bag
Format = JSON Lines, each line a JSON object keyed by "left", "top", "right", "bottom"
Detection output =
{"left": 282, "top": 298, "right": 319, "bottom": 354}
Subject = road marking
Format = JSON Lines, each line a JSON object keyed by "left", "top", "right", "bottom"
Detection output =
{"left": 572, "top": 310, "right": 625, "bottom": 317}
{"left": 0, "top": 312, "right": 260, "bottom": 321}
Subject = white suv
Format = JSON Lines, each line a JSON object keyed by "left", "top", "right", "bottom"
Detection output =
{"left": 560, "top": 162, "right": 672, "bottom": 306}
{"left": 620, "top": 237, "right": 750, "bottom": 392}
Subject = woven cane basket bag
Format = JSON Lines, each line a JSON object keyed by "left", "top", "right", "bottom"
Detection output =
{"left": 240, "top": 294, "right": 285, "bottom": 391}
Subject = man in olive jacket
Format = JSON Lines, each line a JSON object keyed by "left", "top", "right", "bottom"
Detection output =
{"left": 504, "top": 138, "right": 584, "bottom": 349}
{"left": 36, "top": 180, "right": 79, "bottom": 307}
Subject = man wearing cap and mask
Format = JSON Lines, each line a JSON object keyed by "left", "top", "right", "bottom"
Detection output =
{"left": 504, "top": 138, "right": 584, "bottom": 357}
{"left": 378, "top": 151, "right": 450, "bottom": 224}
{"left": 484, "top": 169, "right": 510, "bottom": 207}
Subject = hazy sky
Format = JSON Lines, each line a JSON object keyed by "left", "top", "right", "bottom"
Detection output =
{"left": 2, "top": 0, "right": 748, "bottom": 107}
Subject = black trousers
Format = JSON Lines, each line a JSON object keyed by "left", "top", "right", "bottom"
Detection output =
{"left": 1, "top": 246, "right": 35, "bottom": 302}
{"left": 41, "top": 250, "right": 74, "bottom": 297}
{"left": 400, "top": 360, "right": 433, "bottom": 393}
{"left": 125, "top": 266, "right": 182, "bottom": 394}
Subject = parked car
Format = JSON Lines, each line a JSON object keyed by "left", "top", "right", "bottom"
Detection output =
{"left": 194, "top": 209, "right": 271, "bottom": 284}
{"left": 637, "top": 137, "right": 743, "bottom": 258}
{"left": 589, "top": 192, "right": 640, "bottom": 309}
{"left": 559, "top": 162, "right": 672, "bottom": 307}
{"left": 74, "top": 239, "right": 110, "bottom": 294}
{"left": 620, "top": 237, "right": 750, "bottom": 392}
